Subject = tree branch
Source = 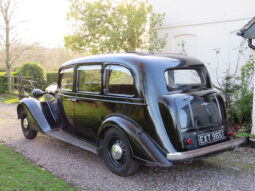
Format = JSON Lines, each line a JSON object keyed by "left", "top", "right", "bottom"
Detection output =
{"left": 9, "top": 46, "right": 33, "bottom": 66}
{"left": 9, "top": 20, "right": 28, "bottom": 31}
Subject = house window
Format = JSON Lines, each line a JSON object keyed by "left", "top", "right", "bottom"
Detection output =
{"left": 77, "top": 65, "right": 102, "bottom": 93}
{"left": 105, "top": 65, "right": 136, "bottom": 96}
{"left": 59, "top": 67, "right": 74, "bottom": 91}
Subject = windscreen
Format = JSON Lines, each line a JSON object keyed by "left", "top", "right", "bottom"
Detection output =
{"left": 165, "top": 69, "right": 204, "bottom": 89}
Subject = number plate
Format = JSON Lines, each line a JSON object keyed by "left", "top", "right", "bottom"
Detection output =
{"left": 198, "top": 130, "right": 224, "bottom": 146}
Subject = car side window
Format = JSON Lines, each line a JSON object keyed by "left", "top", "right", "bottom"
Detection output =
{"left": 77, "top": 65, "right": 102, "bottom": 93}
{"left": 105, "top": 65, "right": 136, "bottom": 96}
{"left": 59, "top": 67, "right": 74, "bottom": 91}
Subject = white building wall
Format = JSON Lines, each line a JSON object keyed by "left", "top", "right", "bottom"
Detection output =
{"left": 150, "top": 0, "right": 255, "bottom": 84}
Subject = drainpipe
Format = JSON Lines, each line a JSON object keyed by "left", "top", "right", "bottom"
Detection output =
{"left": 252, "top": 67, "right": 255, "bottom": 135}
{"left": 249, "top": 39, "right": 255, "bottom": 135}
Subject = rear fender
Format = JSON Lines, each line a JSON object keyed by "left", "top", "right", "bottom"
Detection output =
{"left": 97, "top": 114, "right": 172, "bottom": 167}
{"left": 17, "top": 98, "right": 53, "bottom": 133}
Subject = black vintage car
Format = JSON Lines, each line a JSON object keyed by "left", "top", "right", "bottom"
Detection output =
{"left": 17, "top": 53, "right": 245, "bottom": 176}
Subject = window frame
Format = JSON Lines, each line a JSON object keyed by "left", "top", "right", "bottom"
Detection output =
{"left": 103, "top": 63, "right": 137, "bottom": 97}
{"left": 76, "top": 63, "right": 103, "bottom": 95}
{"left": 58, "top": 67, "right": 74, "bottom": 92}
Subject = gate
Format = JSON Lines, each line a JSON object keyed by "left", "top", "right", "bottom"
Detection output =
{"left": 3, "top": 74, "right": 38, "bottom": 100}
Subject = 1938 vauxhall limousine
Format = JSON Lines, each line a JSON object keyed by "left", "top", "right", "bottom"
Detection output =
{"left": 17, "top": 53, "right": 245, "bottom": 176}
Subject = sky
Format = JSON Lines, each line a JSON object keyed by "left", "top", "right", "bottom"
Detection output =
{"left": 15, "top": 0, "right": 71, "bottom": 48}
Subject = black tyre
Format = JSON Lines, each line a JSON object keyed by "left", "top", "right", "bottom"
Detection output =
{"left": 103, "top": 128, "right": 139, "bottom": 176}
{"left": 20, "top": 109, "right": 37, "bottom": 140}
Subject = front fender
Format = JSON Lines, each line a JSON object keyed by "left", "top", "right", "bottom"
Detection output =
{"left": 97, "top": 114, "right": 172, "bottom": 167}
{"left": 17, "top": 98, "right": 52, "bottom": 133}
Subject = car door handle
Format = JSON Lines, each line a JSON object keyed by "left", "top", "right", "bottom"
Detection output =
{"left": 67, "top": 98, "right": 77, "bottom": 102}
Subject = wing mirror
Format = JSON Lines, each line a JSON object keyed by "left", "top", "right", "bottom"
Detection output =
{"left": 32, "top": 89, "right": 45, "bottom": 99}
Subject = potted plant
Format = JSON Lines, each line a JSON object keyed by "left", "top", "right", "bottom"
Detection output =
{"left": 237, "top": 132, "right": 250, "bottom": 147}
{"left": 249, "top": 134, "right": 255, "bottom": 148}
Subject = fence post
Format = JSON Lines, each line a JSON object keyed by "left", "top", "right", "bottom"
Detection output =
{"left": 18, "top": 73, "right": 24, "bottom": 100}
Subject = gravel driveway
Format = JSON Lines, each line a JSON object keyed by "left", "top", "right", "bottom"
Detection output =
{"left": 0, "top": 103, "right": 254, "bottom": 191}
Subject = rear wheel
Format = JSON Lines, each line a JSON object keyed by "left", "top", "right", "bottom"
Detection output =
{"left": 20, "top": 109, "right": 37, "bottom": 139}
{"left": 103, "top": 128, "right": 139, "bottom": 176}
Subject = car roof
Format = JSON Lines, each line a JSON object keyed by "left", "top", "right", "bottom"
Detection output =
{"left": 60, "top": 52, "right": 204, "bottom": 69}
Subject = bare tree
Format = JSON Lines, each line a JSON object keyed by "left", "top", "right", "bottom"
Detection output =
{"left": 0, "top": 0, "right": 29, "bottom": 92}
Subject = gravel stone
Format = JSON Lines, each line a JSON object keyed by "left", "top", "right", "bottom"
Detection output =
{"left": 0, "top": 103, "right": 254, "bottom": 191}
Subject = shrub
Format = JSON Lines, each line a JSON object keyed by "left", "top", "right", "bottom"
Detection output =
{"left": 213, "top": 43, "right": 254, "bottom": 132}
{"left": 232, "top": 55, "right": 254, "bottom": 126}
{"left": 237, "top": 132, "right": 250, "bottom": 138}
{"left": 215, "top": 69, "right": 238, "bottom": 122}
{"left": 16, "top": 62, "right": 47, "bottom": 89}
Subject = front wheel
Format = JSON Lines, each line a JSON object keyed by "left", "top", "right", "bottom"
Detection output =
{"left": 103, "top": 128, "right": 139, "bottom": 176}
{"left": 20, "top": 109, "right": 37, "bottom": 140}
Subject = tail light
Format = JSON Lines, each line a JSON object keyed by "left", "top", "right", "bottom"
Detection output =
{"left": 186, "top": 138, "right": 193, "bottom": 145}
{"left": 229, "top": 130, "right": 234, "bottom": 137}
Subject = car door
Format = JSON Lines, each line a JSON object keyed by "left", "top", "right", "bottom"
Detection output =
{"left": 101, "top": 64, "right": 146, "bottom": 129}
{"left": 74, "top": 64, "right": 102, "bottom": 142}
{"left": 58, "top": 67, "right": 76, "bottom": 133}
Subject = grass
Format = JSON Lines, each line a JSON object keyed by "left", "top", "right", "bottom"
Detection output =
{"left": 0, "top": 93, "right": 46, "bottom": 104}
{"left": 207, "top": 153, "right": 255, "bottom": 173}
{"left": 0, "top": 143, "right": 76, "bottom": 191}
{"left": 0, "top": 94, "right": 19, "bottom": 104}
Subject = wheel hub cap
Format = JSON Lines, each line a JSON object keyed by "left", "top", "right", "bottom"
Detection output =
{"left": 111, "top": 143, "right": 123, "bottom": 160}
{"left": 23, "top": 117, "right": 29, "bottom": 129}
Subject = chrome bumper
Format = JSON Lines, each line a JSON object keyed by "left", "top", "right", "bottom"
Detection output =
{"left": 167, "top": 137, "right": 246, "bottom": 161}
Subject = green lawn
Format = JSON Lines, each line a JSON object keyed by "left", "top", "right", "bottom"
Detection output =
{"left": 0, "top": 94, "right": 19, "bottom": 104}
{"left": 0, "top": 144, "right": 75, "bottom": 191}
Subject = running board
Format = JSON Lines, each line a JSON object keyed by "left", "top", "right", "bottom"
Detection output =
{"left": 46, "top": 130, "right": 98, "bottom": 154}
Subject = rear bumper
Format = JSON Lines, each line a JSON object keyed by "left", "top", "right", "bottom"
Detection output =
{"left": 167, "top": 137, "right": 246, "bottom": 161}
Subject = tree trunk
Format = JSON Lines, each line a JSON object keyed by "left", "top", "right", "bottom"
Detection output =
{"left": 6, "top": 65, "right": 12, "bottom": 92}
{"left": 5, "top": 4, "right": 11, "bottom": 92}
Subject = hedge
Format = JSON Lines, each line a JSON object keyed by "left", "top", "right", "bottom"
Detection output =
{"left": 0, "top": 73, "right": 6, "bottom": 93}
{"left": 0, "top": 73, "right": 14, "bottom": 93}
{"left": 46, "top": 71, "right": 58, "bottom": 87}
{"left": 0, "top": 73, "right": 22, "bottom": 93}
{"left": 0, "top": 71, "right": 59, "bottom": 93}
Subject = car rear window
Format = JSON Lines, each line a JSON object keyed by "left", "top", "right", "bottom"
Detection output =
{"left": 165, "top": 69, "right": 204, "bottom": 89}
{"left": 105, "top": 65, "right": 136, "bottom": 96}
